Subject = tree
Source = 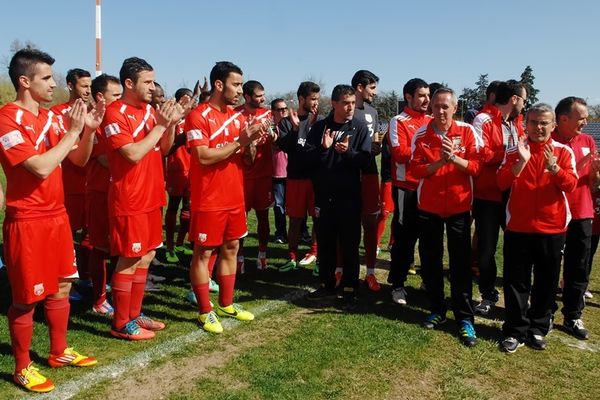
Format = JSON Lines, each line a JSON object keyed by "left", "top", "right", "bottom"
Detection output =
{"left": 373, "top": 90, "right": 400, "bottom": 123}
{"left": 459, "top": 73, "right": 489, "bottom": 113}
{"left": 520, "top": 65, "right": 539, "bottom": 106}
{"left": 588, "top": 104, "right": 600, "bottom": 122}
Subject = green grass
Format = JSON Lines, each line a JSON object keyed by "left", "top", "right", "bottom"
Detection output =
{"left": 0, "top": 197, "right": 600, "bottom": 399}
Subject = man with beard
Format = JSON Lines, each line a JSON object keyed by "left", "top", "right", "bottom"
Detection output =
{"left": 471, "top": 81, "right": 526, "bottom": 315}
{"left": 276, "top": 81, "right": 321, "bottom": 272}
{"left": 235, "top": 80, "right": 275, "bottom": 271}
{"left": 387, "top": 78, "right": 432, "bottom": 305}
{"left": 304, "top": 84, "right": 372, "bottom": 309}
{"left": 186, "top": 61, "right": 268, "bottom": 333}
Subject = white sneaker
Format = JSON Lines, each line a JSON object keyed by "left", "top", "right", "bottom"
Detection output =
{"left": 474, "top": 299, "right": 495, "bottom": 315}
{"left": 299, "top": 253, "right": 317, "bottom": 266}
{"left": 584, "top": 290, "right": 593, "bottom": 299}
{"left": 148, "top": 273, "right": 166, "bottom": 283}
{"left": 391, "top": 287, "right": 407, "bottom": 305}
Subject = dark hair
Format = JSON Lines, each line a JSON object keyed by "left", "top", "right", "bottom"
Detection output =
{"left": 8, "top": 48, "right": 55, "bottom": 90}
{"left": 91, "top": 73, "right": 120, "bottom": 99}
{"left": 119, "top": 57, "right": 153, "bottom": 85}
{"left": 209, "top": 61, "right": 243, "bottom": 89}
{"left": 495, "top": 81, "right": 525, "bottom": 105}
{"left": 403, "top": 78, "right": 428, "bottom": 101}
{"left": 66, "top": 68, "right": 91, "bottom": 86}
{"left": 351, "top": 70, "right": 379, "bottom": 89}
{"left": 270, "top": 98, "right": 285, "bottom": 109}
{"left": 427, "top": 82, "right": 443, "bottom": 98}
{"left": 242, "top": 80, "right": 264, "bottom": 97}
{"left": 486, "top": 80, "right": 501, "bottom": 100}
{"left": 297, "top": 81, "right": 320, "bottom": 99}
{"left": 331, "top": 84, "right": 355, "bottom": 101}
{"left": 555, "top": 96, "right": 587, "bottom": 118}
{"left": 174, "top": 87, "right": 193, "bottom": 102}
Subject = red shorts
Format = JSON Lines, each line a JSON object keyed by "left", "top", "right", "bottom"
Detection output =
{"left": 86, "top": 191, "right": 110, "bottom": 249}
{"left": 380, "top": 181, "right": 394, "bottom": 213}
{"left": 65, "top": 193, "right": 86, "bottom": 231}
{"left": 189, "top": 207, "right": 247, "bottom": 247}
{"left": 286, "top": 179, "right": 315, "bottom": 218}
{"left": 3, "top": 212, "right": 76, "bottom": 304}
{"left": 166, "top": 170, "right": 189, "bottom": 197}
{"left": 361, "top": 174, "right": 380, "bottom": 216}
{"left": 109, "top": 208, "right": 163, "bottom": 257}
{"left": 244, "top": 176, "right": 273, "bottom": 211}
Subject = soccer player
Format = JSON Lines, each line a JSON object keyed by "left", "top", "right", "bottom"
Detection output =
{"left": 271, "top": 98, "right": 289, "bottom": 244}
{"left": 164, "top": 87, "right": 194, "bottom": 264}
{"left": 101, "top": 57, "right": 182, "bottom": 340}
{"left": 351, "top": 70, "right": 381, "bottom": 291}
{"left": 87, "top": 73, "right": 122, "bottom": 315}
{"left": 304, "top": 84, "right": 372, "bottom": 310}
{"left": 552, "top": 96, "right": 598, "bottom": 340}
{"left": 0, "top": 48, "right": 104, "bottom": 393}
{"left": 51, "top": 68, "right": 94, "bottom": 291}
{"left": 387, "top": 78, "right": 432, "bottom": 305}
{"left": 276, "top": 81, "right": 321, "bottom": 272}
{"left": 410, "top": 88, "right": 481, "bottom": 346}
{"left": 186, "top": 61, "right": 268, "bottom": 333}
{"left": 235, "top": 80, "right": 275, "bottom": 271}
{"left": 498, "top": 103, "right": 577, "bottom": 352}
{"left": 471, "top": 81, "right": 526, "bottom": 315}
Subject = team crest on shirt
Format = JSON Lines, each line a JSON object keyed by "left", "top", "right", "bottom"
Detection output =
{"left": 33, "top": 283, "right": 44, "bottom": 296}
{"left": 198, "top": 233, "right": 207, "bottom": 243}
{"left": 132, "top": 242, "right": 142, "bottom": 253}
{"left": 365, "top": 114, "right": 373, "bottom": 123}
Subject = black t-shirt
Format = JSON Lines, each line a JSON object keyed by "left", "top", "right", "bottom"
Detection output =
{"left": 354, "top": 102, "right": 379, "bottom": 175}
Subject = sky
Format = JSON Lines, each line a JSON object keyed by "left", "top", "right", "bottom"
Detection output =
{"left": 1, "top": 0, "right": 599, "bottom": 105}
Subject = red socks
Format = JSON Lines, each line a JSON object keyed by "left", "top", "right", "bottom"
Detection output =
{"left": 130, "top": 268, "right": 148, "bottom": 320}
{"left": 8, "top": 306, "right": 34, "bottom": 372}
{"left": 218, "top": 274, "right": 236, "bottom": 307}
{"left": 111, "top": 272, "right": 133, "bottom": 330}
{"left": 44, "top": 296, "right": 70, "bottom": 356}
{"left": 192, "top": 283, "right": 212, "bottom": 314}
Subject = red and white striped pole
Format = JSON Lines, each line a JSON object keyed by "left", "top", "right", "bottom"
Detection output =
{"left": 95, "top": 0, "right": 102, "bottom": 76}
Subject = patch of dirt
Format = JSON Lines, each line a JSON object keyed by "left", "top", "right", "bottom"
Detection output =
{"left": 95, "top": 309, "right": 308, "bottom": 400}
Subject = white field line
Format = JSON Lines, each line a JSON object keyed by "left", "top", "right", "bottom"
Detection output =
{"left": 32, "top": 288, "right": 310, "bottom": 400}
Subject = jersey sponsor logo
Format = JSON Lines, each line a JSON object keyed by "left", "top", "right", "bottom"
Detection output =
{"left": 104, "top": 122, "right": 121, "bottom": 137}
{"left": 297, "top": 137, "right": 306, "bottom": 146}
{"left": 24, "top": 125, "right": 35, "bottom": 132}
{"left": 365, "top": 114, "right": 373, "bottom": 123}
{"left": 582, "top": 147, "right": 590, "bottom": 156}
{"left": 33, "top": 283, "right": 45, "bottom": 296}
{"left": 127, "top": 114, "right": 137, "bottom": 121}
{"left": 1, "top": 130, "right": 25, "bottom": 150}
{"left": 132, "top": 242, "right": 142, "bottom": 253}
{"left": 198, "top": 233, "right": 207, "bottom": 243}
{"left": 208, "top": 118, "right": 217, "bottom": 125}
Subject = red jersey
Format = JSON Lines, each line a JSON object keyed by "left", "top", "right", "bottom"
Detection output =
{"left": 166, "top": 120, "right": 191, "bottom": 174}
{"left": 388, "top": 107, "right": 432, "bottom": 190}
{"left": 185, "top": 103, "right": 245, "bottom": 211}
{"left": 472, "top": 105, "right": 525, "bottom": 202}
{"left": 50, "top": 103, "right": 87, "bottom": 196}
{"left": 551, "top": 130, "right": 596, "bottom": 219}
{"left": 85, "top": 128, "right": 110, "bottom": 193}
{"left": 410, "top": 120, "right": 481, "bottom": 217}
{"left": 235, "top": 106, "right": 273, "bottom": 179}
{"left": 101, "top": 100, "right": 166, "bottom": 216}
{"left": 497, "top": 138, "right": 578, "bottom": 234}
{"left": 0, "top": 103, "right": 66, "bottom": 219}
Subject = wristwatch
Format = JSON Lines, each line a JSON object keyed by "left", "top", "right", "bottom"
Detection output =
{"left": 549, "top": 163, "right": 559, "bottom": 173}
{"left": 448, "top": 154, "right": 456, "bottom": 162}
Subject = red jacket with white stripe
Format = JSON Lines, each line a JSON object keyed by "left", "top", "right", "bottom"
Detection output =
{"left": 497, "top": 138, "right": 578, "bottom": 234}
{"left": 472, "top": 105, "right": 525, "bottom": 202}
{"left": 410, "top": 120, "right": 481, "bottom": 217}
{"left": 388, "top": 107, "right": 432, "bottom": 190}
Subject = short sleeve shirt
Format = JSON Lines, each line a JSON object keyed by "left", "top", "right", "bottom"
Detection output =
{"left": 0, "top": 103, "right": 66, "bottom": 219}
{"left": 100, "top": 100, "right": 166, "bottom": 216}
{"left": 185, "top": 103, "right": 244, "bottom": 211}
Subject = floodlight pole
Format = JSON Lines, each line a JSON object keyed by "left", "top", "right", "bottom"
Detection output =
{"left": 95, "top": 0, "right": 102, "bottom": 76}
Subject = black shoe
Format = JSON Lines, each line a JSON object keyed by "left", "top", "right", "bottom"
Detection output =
{"left": 301, "top": 233, "right": 312, "bottom": 244}
{"left": 274, "top": 235, "right": 287, "bottom": 244}
{"left": 341, "top": 288, "right": 357, "bottom": 312}
{"left": 305, "top": 286, "right": 336, "bottom": 301}
{"left": 527, "top": 334, "right": 547, "bottom": 350}
{"left": 564, "top": 319, "right": 589, "bottom": 340}
{"left": 500, "top": 337, "right": 524, "bottom": 353}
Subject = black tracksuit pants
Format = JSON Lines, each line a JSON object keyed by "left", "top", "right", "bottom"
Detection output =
{"left": 561, "top": 218, "right": 592, "bottom": 320}
{"left": 473, "top": 199, "right": 505, "bottom": 302}
{"left": 503, "top": 230, "right": 565, "bottom": 340}
{"left": 418, "top": 210, "right": 474, "bottom": 322}
{"left": 388, "top": 188, "right": 419, "bottom": 288}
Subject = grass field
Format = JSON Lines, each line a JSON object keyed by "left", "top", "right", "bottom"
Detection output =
{"left": 0, "top": 205, "right": 599, "bottom": 399}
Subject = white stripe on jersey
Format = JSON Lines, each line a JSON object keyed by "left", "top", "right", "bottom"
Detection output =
{"left": 132, "top": 104, "right": 152, "bottom": 138}
{"left": 254, "top": 109, "right": 271, "bottom": 121}
{"left": 119, "top": 104, "right": 127, "bottom": 114}
{"left": 209, "top": 111, "right": 243, "bottom": 141}
{"left": 104, "top": 122, "right": 121, "bottom": 137}
{"left": 35, "top": 111, "right": 54, "bottom": 150}
{"left": 15, "top": 109, "right": 23, "bottom": 125}
{"left": 388, "top": 112, "right": 410, "bottom": 147}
